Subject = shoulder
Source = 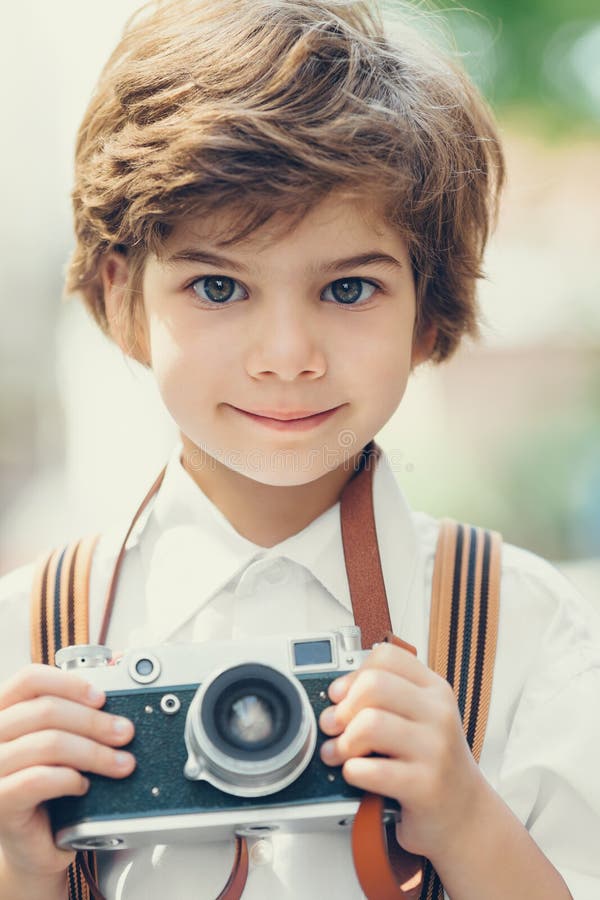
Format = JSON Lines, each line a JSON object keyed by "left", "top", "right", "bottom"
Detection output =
{"left": 412, "top": 510, "right": 600, "bottom": 681}
{"left": 411, "top": 508, "right": 598, "bottom": 638}
{"left": 412, "top": 508, "right": 594, "bottom": 611}
{"left": 0, "top": 533, "right": 126, "bottom": 673}
{"left": 0, "top": 533, "right": 123, "bottom": 605}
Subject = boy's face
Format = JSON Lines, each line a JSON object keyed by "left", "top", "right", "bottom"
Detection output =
{"left": 111, "top": 192, "right": 432, "bottom": 486}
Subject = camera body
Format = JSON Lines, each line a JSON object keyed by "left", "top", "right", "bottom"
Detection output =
{"left": 52, "top": 628, "right": 398, "bottom": 851}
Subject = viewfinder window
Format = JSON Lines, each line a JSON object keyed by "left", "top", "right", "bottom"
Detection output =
{"left": 293, "top": 639, "right": 332, "bottom": 667}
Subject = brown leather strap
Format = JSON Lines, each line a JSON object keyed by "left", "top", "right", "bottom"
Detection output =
{"left": 342, "top": 476, "right": 502, "bottom": 899}
{"left": 350, "top": 633, "right": 423, "bottom": 900}
{"left": 340, "top": 442, "right": 392, "bottom": 650}
{"left": 216, "top": 836, "right": 250, "bottom": 900}
{"left": 352, "top": 795, "right": 423, "bottom": 900}
{"left": 329, "top": 445, "right": 427, "bottom": 898}
{"left": 98, "top": 466, "right": 167, "bottom": 644}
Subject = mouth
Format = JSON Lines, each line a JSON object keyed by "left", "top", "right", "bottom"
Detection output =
{"left": 230, "top": 405, "right": 343, "bottom": 431}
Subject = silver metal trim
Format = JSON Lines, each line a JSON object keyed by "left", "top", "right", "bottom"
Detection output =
{"left": 55, "top": 645, "right": 112, "bottom": 671}
{"left": 55, "top": 800, "right": 371, "bottom": 850}
{"left": 184, "top": 661, "right": 316, "bottom": 797}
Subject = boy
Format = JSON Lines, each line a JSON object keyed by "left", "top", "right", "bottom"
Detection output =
{"left": 0, "top": 0, "right": 599, "bottom": 898}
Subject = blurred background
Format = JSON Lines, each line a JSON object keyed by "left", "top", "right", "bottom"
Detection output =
{"left": 0, "top": 0, "right": 599, "bottom": 603}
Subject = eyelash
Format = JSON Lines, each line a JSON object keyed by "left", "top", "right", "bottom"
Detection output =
{"left": 184, "top": 274, "right": 382, "bottom": 308}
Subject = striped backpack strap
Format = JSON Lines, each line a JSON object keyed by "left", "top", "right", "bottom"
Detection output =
{"left": 421, "top": 520, "right": 502, "bottom": 900}
{"left": 30, "top": 535, "right": 101, "bottom": 900}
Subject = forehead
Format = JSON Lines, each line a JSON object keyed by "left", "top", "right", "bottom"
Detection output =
{"left": 162, "top": 191, "right": 396, "bottom": 257}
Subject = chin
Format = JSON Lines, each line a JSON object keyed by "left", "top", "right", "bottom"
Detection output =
{"left": 233, "top": 460, "right": 332, "bottom": 487}
{"left": 182, "top": 432, "right": 364, "bottom": 486}
{"left": 229, "top": 446, "right": 357, "bottom": 487}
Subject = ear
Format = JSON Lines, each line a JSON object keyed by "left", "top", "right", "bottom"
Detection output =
{"left": 100, "top": 251, "right": 149, "bottom": 363}
{"left": 410, "top": 323, "right": 438, "bottom": 369}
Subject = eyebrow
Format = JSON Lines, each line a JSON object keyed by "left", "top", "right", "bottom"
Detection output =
{"left": 165, "top": 248, "right": 403, "bottom": 274}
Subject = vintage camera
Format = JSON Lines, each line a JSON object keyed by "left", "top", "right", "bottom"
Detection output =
{"left": 52, "top": 627, "right": 399, "bottom": 851}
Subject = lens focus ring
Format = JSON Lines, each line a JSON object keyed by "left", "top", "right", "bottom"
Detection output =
{"left": 184, "top": 662, "right": 316, "bottom": 797}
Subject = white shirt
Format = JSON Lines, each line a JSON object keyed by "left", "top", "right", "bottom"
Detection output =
{"left": 1, "top": 446, "right": 599, "bottom": 899}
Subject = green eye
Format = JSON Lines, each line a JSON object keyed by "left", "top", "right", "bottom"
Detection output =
{"left": 192, "top": 276, "right": 243, "bottom": 303}
{"left": 189, "top": 275, "right": 378, "bottom": 306}
{"left": 324, "top": 278, "right": 377, "bottom": 305}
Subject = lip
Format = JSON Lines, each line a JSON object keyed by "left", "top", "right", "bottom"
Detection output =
{"left": 231, "top": 405, "right": 343, "bottom": 431}
{"left": 239, "top": 407, "right": 338, "bottom": 420}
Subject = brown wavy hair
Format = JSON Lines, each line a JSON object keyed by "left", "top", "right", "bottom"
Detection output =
{"left": 67, "top": 0, "right": 505, "bottom": 362}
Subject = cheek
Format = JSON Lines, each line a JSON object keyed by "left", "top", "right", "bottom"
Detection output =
{"left": 147, "top": 314, "right": 218, "bottom": 416}
{"left": 346, "top": 315, "right": 414, "bottom": 396}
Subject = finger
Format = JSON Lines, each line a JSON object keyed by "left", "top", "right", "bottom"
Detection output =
{"left": 0, "top": 731, "right": 136, "bottom": 780}
{"left": 0, "top": 765, "right": 91, "bottom": 816}
{"left": 362, "top": 643, "right": 434, "bottom": 687}
{"left": 0, "top": 665, "right": 105, "bottom": 713}
{"left": 320, "top": 708, "right": 418, "bottom": 766}
{"left": 0, "top": 695, "right": 134, "bottom": 746}
{"left": 327, "top": 672, "right": 355, "bottom": 703}
{"left": 341, "top": 755, "right": 412, "bottom": 799}
{"left": 326, "top": 643, "right": 433, "bottom": 707}
{"left": 320, "top": 669, "right": 423, "bottom": 736}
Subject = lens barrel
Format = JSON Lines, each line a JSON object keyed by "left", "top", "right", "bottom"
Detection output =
{"left": 184, "top": 663, "right": 316, "bottom": 797}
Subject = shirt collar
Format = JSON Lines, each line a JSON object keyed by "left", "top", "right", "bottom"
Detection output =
{"left": 135, "top": 445, "right": 418, "bottom": 642}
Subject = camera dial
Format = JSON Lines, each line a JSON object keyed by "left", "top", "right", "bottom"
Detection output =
{"left": 55, "top": 645, "right": 112, "bottom": 670}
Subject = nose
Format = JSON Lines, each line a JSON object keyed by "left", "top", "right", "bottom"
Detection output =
{"left": 244, "top": 297, "right": 327, "bottom": 382}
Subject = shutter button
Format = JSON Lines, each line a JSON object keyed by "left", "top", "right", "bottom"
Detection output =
{"left": 250, "top": 838, "right": 273, "bottom": 866}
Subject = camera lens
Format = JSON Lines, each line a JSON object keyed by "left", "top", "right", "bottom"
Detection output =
{"left": 215, "top": 681, "right": 288, "bottom": 751}
{"left": 206, "top": 671, "right": 294, "bottom": 758}
{"left": 227, "top": 696, "right": 273, "bottom": 743}
{"left": 185, "top": 662, "right": 317, "bottom": 796}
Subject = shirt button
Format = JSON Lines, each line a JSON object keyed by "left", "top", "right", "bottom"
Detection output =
{"left": 250, "top": 838, "right": 273, "bottom": 866}
{"left": 263, "top": 561, "right": 286, "bottom": 584}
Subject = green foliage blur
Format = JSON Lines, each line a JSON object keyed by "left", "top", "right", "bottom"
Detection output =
{"left": 382, "top": 2, "right": 600, "bottom": 561}
{"left": 496, "top": 395, "right": 600, "bottom": 560}
{"left": 390, "top": 0, "right": 600, "bottom": 133}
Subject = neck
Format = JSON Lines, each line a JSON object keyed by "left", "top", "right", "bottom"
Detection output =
{"left": 179, "top": 435, "right": 369, "bottom": 547}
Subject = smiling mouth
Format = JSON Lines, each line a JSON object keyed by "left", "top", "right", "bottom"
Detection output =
{"left": 230, "top": 405, "right": 343, "bottom": 429}
{"left": 236, "top": 406, "right": 340, "bottom": 421}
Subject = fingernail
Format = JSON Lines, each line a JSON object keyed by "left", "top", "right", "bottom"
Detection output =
{"left": 87, "top": 685, "right": 105, "bottom": 704}
{"left": 112, "top": 717, "right": 131, "bottom": 737}
{"left": 320, "top": 707, "right": 336, "bottom": 730}
{"left": 115, "top": 751, "right": 134, "bottom": 768}
{"left": 320, "top": 740, "right": 335, "bottom": 762}
{"left": 329, "top": 677, "right": 347, "bottom": 702}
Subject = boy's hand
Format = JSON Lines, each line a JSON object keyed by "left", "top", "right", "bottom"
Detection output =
{"left": 0, "top": 664, "right": 135, "bottom": 880}
{"left": 318, "top": 642, "right": 484, "bottom": 860}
